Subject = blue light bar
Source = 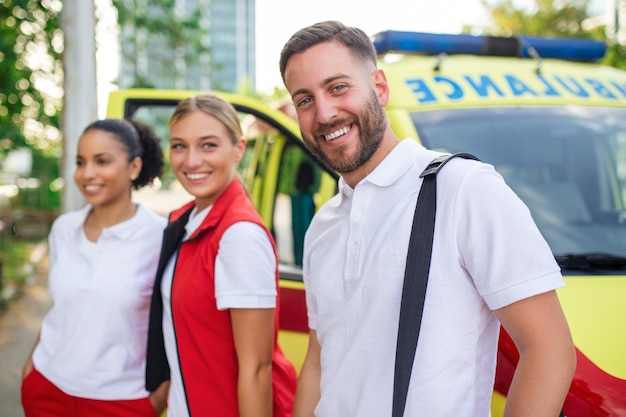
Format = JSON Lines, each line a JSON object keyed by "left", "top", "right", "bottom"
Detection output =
{"left": 519, "top": 36, "right": 605, "bottom": 61}
{"left": 372, "top": 30, "right": 606, "bottom": 62}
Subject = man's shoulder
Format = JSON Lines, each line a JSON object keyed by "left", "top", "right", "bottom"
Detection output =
{"left": 312, "top": 191, "right": 342, "bottom": 219}
{"left": 394, "top": 139, "right": 454, "bottom": 176}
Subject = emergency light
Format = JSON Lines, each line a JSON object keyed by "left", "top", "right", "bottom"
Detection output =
{"left": 372, "top": 30, "right": 606, "bottom": 62}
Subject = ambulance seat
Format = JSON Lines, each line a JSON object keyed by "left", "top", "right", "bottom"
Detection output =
{"left": 291, "top": 161, "right": 316, "bottom": 267}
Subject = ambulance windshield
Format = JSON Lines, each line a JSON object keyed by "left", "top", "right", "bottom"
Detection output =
{"left": 414, "top": 106, "right": 626, "bottom": 271}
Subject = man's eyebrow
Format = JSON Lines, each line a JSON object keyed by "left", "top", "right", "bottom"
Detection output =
{"left": 324, "top": 74, "right": 350, "bottom": 84}
{"left": 291, "top": 87, "right": 309, "bottom": 99}
{"left": 291, "top": 73, "right": 352, "bottom": 99}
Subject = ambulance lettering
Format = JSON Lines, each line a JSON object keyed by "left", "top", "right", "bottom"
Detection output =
{"left": 554, "top": 76, "right": 590, "bottom": 97}
{"left": 405, "top": 73, "right": 626, "bottom": 103}
{"left": 465, "top": 75, "right": 505, "bottom": 98}
{"left": 611, "top": 80, "right": 626, "bottom": 96}
{"left": 585, "top": 78, "right": 618, "bottom": 99}
{"left": 505, "top": 75, "right": 539, "bottom": 97}
{"left": 432, "top": 76, "right": 463, "bottom": 100}
{"left": 536, "top": 75, "right": 560, "bottom": 97}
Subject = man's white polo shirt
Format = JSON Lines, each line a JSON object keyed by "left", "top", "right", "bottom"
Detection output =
{"left": 302, "top": 139, "right": 564, "bottom": 417}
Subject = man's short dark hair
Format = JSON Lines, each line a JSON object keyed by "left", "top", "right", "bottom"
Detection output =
{"left": 279, "top": 20, "right": 377, "bottom": 82}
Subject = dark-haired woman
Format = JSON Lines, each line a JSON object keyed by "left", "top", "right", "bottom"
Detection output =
{"left": 21, "top": 119, "right": 170, "bottom": 417}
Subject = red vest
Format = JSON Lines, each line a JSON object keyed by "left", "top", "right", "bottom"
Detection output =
{"left": 146, "top": 179, "right": 296, "bottom": 417}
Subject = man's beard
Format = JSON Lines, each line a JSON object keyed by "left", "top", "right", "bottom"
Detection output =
{"left": 303, "top": 90, "right": 387, "bottom": 175}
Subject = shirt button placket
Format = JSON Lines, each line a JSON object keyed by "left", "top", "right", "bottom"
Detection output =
{"left": 344, "top": 188, "right": 366, "bottom": 293}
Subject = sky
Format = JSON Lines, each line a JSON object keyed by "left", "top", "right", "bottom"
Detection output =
{"left": 254, "top": 0, "right": 495, "bottom": 92}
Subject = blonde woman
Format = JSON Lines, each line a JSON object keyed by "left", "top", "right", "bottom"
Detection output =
{"left": 146, "top": 94, "right": 296, "bottom": 417}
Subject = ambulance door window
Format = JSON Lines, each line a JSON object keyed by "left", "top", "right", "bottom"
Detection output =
{"left": 273, "top": 143, "right": 326, "bottom": 268}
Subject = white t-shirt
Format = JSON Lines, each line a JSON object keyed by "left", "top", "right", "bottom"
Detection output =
{"left": 161, "top": 205, "right": 277, "bottom": 417}
{"left": 303, "top": 139, "right": 564, "bottom": 417}
{"left": 33, "top": 204, "right": 166, "bottom": 400}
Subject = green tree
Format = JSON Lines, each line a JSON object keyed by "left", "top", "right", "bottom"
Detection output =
{"left": 479, "top": 0, "right": 626, "bottom": 68}
{"left": 604, "top": 42, "right": 626, "bottom": 69}
{"left": 480, "top": 0, "right": 604, "bottom": 38}
{"left": 0, "top": 0, "right": 63, "bottom": 209}
{"left": 112, "top": 0, "right": 210, "bottom": 89}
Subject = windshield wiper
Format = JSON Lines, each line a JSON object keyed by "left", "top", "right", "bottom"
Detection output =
{"left": 554, "top": 253, "right": 626, "bottom": 271}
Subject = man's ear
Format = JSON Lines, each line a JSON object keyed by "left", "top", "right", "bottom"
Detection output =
{"left": 372, "top": 69, "right": 390, "bottom": 107}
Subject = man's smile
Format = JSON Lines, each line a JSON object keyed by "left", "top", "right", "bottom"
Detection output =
{"left": 324, "top": 126, "right": 351, "bottom": 141}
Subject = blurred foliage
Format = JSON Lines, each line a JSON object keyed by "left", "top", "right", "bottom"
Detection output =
{"left": 603, "top": 42, "right": 626, "bottom": 70}
{"left": 237, "top": 75, "right": 290, "bottom": 104}
{"left": 0, "top": 0, "right": 63, "bottom": 210}
{"left": 480, "top": 0, "right": 601, "bottom": 38}
{"left": 0, "top": 238, "right": 30, "bottom": 304}
{"left": 0, "top": 236, "right": 49, "bottom": 308}
{"left": 478, "top": 0, "right": 626, "bottom": 68}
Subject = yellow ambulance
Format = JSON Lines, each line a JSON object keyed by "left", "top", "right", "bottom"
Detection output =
{"left": 106, "top": 29, "right": 626, "bottom": 416}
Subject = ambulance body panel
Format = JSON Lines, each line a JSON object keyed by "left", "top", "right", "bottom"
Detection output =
{"left": 383, "top": 56, "right": 626, "bottom": 109}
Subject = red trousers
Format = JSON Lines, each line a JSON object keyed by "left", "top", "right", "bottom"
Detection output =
{"left": 21, "top": 369, "right": 157, "bottom": 417}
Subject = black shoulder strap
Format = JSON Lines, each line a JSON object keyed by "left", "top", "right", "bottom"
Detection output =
{"left": 392, "top": 152, "right": 479, "bottom": 417}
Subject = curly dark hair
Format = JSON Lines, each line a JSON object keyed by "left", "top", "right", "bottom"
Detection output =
{"left": 82, "top": 119, "right": 164, "bottom": 190}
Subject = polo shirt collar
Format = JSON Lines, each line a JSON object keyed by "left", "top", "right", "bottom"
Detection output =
{"left": 78, "top": 204, "right": 149, "bottom": 240}
{"left": 184, "top": 205, "right": 212, "bottom": 240}
{"left": 338, "top": 139, "right": 423, "bottom": 198}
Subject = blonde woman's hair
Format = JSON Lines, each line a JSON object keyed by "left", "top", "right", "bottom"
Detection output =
{"left": 170, "top": 94, "right": 243, "bottom": 144}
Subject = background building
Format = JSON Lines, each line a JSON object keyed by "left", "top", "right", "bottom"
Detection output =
{"left": 116, "top": 0, "right": 255, "bottom": 92}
